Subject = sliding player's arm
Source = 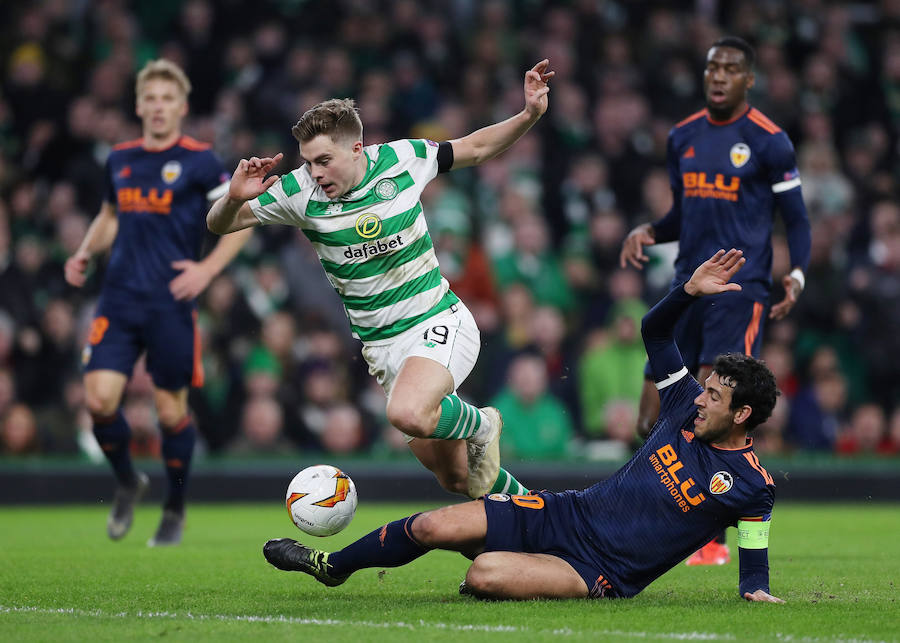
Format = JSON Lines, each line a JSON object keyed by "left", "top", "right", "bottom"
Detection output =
{"left": 448, "top": 60, "right": 552, "bottom": 169}
{"left": 641, "top": 249, "right": 745, "bottom": 383}
{"left": 64, "top": 201, "right": 118, "bottom": 288}
{"left": 738, "top": 515, "right": 783, "bottom": 603}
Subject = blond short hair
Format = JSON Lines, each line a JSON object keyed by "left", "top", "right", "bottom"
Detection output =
{"left": 291, "top": 98, "right": 363, "bottom": 144}
{"left": 135, "top": 59, "right": 191, "bottom": 98}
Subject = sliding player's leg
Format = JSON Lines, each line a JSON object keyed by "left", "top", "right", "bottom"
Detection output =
{"left": 464, "top": 551, "right": 589, "bottom": 599}
{"left": 264, "top": 500, "right": 488, "bottom": 585}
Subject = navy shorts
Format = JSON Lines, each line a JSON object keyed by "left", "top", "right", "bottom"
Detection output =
{"left": 644, "top": 290, "right": 766, "bottom": 378}
{"left": 483, "top": 491, "right": 618, "bottom": 598}
{"left": 83, "top": 289, "right": 202, "bottom": 391}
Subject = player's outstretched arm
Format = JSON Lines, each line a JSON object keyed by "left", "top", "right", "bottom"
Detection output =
{"left": 448, "top": 60, "right": 553, "bottom": 169}
{"left": 207, "top": 153, "right": 283, "bottom": 235}
{"left": 64, "top": 202, "right": 118, "bottom": 288}
{"left": 683, "top": 248, "right": 745, "bottom": 297}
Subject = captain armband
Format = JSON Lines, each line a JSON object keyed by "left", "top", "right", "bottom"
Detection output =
{"left": 737, "top": 519, "right": 770, "bottom": 550}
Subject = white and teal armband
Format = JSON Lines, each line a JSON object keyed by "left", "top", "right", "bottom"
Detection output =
{"left": 737, "top": 519, "right": 770, "bottom": 549}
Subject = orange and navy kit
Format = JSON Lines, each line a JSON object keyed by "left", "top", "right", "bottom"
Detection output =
{"left": 483, "top": 285, "right": 775, "bottom": 598}
{"left": 646, "top": 107, "right": 810, "bottom": 368}
{"left": 82, "top": 137, "right": 228, "bottom": 389}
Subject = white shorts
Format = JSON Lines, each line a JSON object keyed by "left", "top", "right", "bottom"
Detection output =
{"left": 360, "top": 300, "right": 481, "bottom": 399}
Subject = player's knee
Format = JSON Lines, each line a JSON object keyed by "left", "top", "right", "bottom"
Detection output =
{"left": 409, "top": 511, "right": 443, "bottom": 545}
{"left": 385, "top": 398, "right": 430, "bottom": 438}
{"left": 85, "top": 388, "right": 121, "bottom": 418}
{"left": 465, "top": 554, "right": 503, "bottom": 596}
{"left": 157, "top": 409, "right": 187, "bottom": 431}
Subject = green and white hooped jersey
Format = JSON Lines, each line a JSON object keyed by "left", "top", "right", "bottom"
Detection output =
{"left": 249, "top": 139, "right": 458, "bottom": 344}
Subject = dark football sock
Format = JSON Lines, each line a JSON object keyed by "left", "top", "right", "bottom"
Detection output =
{"left": 160, "top": 417, "right": 196, "bottom": 514}
{"left": 92, "top": 410, "right": 136, "bottom": 487}
{"left": 326, "top": 514, "right": 429, "bottom": 577}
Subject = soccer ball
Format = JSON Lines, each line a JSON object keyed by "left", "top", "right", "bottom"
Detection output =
{"left": 285, "top": 464, "right": 358, "bottom": 536}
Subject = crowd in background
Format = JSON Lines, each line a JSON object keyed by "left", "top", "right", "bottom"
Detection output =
{"left": 1, "top": 0, "right": 899, "bottom": 463}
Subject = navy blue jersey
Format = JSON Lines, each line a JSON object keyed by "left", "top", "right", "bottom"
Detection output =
{"left": 102, "top": 136, "right": 228, "bottom": 301}
{"left": 574, "top": 286, "right": 775, "bottom": 597}
{"left": 653, "top": 107, "right": 810, "bottom": 302}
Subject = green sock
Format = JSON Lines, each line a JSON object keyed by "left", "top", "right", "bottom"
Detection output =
{"left": 489, "top": 468, "right": 529, "bottom": 495}
{"left": 431, "top": 394, "right": 483, "bottom": 440}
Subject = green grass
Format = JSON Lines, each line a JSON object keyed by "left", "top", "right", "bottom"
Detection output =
{"left": 1, "top": 502, "right": 898, "bottom": 642}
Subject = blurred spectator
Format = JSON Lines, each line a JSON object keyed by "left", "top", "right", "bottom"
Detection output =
{"left": 491, "top": 353, "right": 574, "bottom": 460}
{"left": 320, "top": 403, "right": 367, "bottom": 455}
{"left": 1, "top": 402, "right": 41, "bottom": 455}
{"left": 578, "top": 299, "right": 648, "bottom": 439}
{"left": 787, "top": 367, "right": 848, "bottom": 452}
{"left": 836, "top": 403, "right": 886, "bottom": 456}
{"left": 227, "top": 395, "right": 293, "bottom": 455}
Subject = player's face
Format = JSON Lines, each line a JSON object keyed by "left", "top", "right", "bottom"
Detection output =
{"left": 136, "top": 78, "right": 187, "bottom": 141}
{"left": 703, "top": 47, "right": 754, "bottom": 118}
{"left": 300, "top": 134, "right": 364, "bottom": 199}
{"left": 692, "top": 371, "right": 738, "bottom": 442}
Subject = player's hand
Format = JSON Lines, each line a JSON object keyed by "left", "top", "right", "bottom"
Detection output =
{"left": 170, "top": 260, "right": 213, "bottom": 300}
{"left": 768, "top": 273, "right": 801, "bottom": 320}
{"left": 684, "top": 249, "right": 745, "bottom": 297}
{"left": 619, "top": 223, "right": 656, "bottom": 269}
{"left": 743, "top": 589, "right": 784, "bottom": 603}
{"left": 64, "top": 251, "right": 91, "bottom": 287}
{"left": 228, "top": 153, "right": 284, "bottom": 202}
{"left": 524, "top": 60, "right": 554, "bottom": 119}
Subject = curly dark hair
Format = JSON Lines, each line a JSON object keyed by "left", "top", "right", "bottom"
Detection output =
{"left": 711, "top": 353, "right": 779, "bottom": 431}
{"left": 710, "top": 36, "right": 756, "bottom": 70}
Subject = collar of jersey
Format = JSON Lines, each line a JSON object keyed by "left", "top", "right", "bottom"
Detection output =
{"left": 706, "top": 105, "right": 751, "bottom": 127}
{"left": 341, "top": 150, "right": 374, "bottom": 200}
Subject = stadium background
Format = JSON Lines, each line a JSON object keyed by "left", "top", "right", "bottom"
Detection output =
{"left": 1, "top": 0, "right": 898, "bottom": 501}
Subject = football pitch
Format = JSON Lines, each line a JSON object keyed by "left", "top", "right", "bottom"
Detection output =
{"left": 1, "top": 502, "right": 897, "bottom": 642}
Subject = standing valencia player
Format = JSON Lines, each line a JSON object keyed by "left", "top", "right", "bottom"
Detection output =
{"left": 620, "top": 37, "right": 810, "bottom": 565}
{"left": 65, "top": 60, "right": 251, "bottom": 546}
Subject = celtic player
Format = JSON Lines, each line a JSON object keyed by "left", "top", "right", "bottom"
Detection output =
{"left": 208, "top": 60, "right": 555, "bottom": 499}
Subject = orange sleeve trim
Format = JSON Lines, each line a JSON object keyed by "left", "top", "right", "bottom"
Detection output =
{"left": 179, "top": 136, "right": 211, "bottom": 151}
{"left": 743, "top": 452, "right": 774, "bottom": 485}
{"left": 675, "top": 109, "right": 708, "bottom": 129}
{"left": 112, "top": 138, "right": 144, "bottom": 151}
{"left": 747, "top": 109, "right": 781, "bottom": 134}
{"left": 744, "top": 302, "right": 764, "bottom": 355}
{"left": 191, "top": 310, "right": 205, "bottom": 388}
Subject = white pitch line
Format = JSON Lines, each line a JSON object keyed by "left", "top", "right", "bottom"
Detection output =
{"left": 1, "top": 606, "right": 893, "bottom": 643}
{"left": 0, "top": 605, "right": 737, "bottom": 640}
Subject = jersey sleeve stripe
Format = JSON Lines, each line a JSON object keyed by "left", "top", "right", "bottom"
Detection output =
{"left": 675, "top": 109, "right": 707, "bottom": 128}
{"left": 654, "top": 366, "right": 688, "bottom": 390}
{"left": 743, "top": 302, "right": 764, "bottom": 355}
{"left": 743, "top": 452, "right": 774, "bottom": 485}
{"left": 112, "top": 138, "right": 144, "bottom": 151}
{"left": 747, "top": 109, "right": 781, "bottom": 134}
{"left": 178, "top": 136, "right": 211, "bottom": 151}
{"left": 771, "top": 177, "right": 802, "bottom": 193}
